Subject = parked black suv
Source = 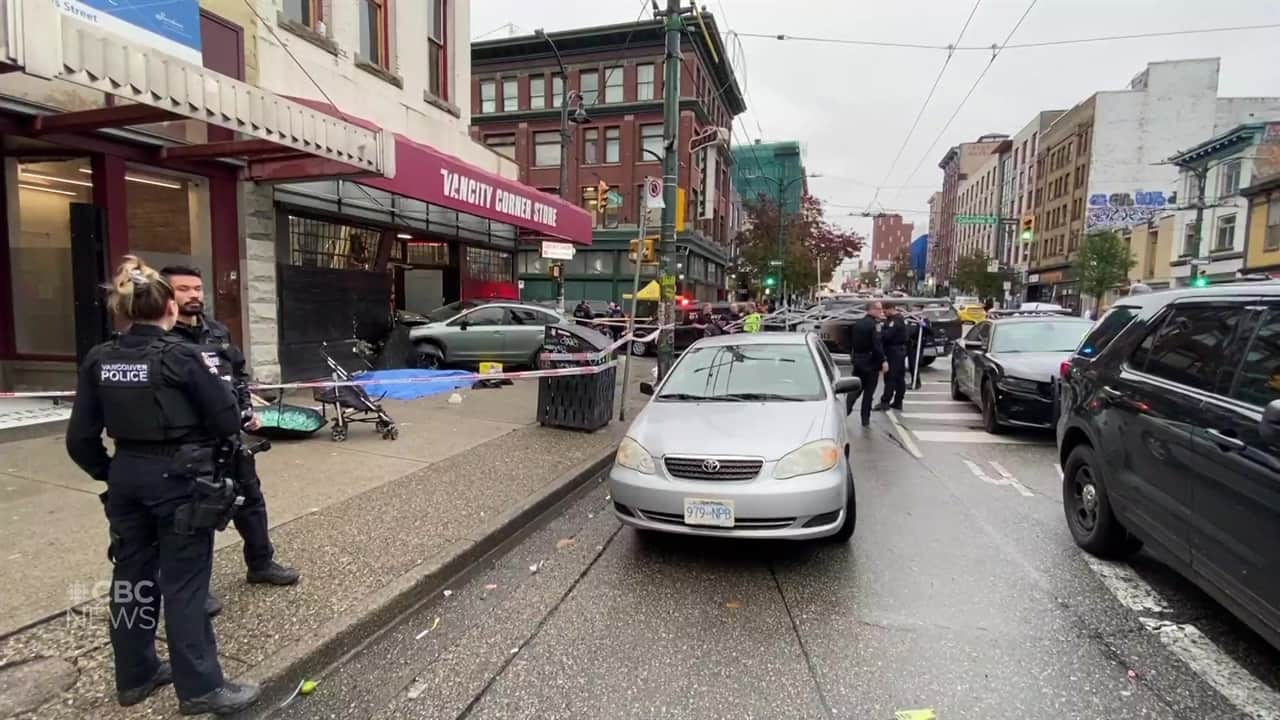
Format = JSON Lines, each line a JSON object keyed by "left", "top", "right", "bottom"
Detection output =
{"left": 1057, "top": 283, "right": 1280, "bottom": 648}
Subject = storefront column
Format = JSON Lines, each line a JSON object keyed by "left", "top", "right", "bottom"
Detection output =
{"left": 90, "top": 154, "right": 128, "bottom": 270}
{"left": 242, "top": 183, "right": 280, "bottom": 383}
{"left": 209, "top": 175, "right": 242, "bottom": 345}
{"left": 0, "top": 153, "right": 13, "bottom": 359}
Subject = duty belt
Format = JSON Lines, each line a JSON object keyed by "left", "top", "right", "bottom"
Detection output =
{"left": 114, "top": 441, "right": 187, "bottom": 458}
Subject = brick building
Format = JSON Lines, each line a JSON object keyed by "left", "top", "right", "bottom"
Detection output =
{"left": 932, "top": 134, "right": 1007, "bottom": 285}
{"left": 470, "top": 15, "right": 746, "bottom": 303}
{"left": 871, "top": 214, "right": 914, "bottom": 266}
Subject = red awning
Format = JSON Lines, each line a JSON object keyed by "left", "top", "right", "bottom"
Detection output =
{"left": 254, "top": 97, "right": 593, "bottom": 245}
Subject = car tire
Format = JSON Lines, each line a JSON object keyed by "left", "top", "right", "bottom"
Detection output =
{"left": 1062, "top": 444, "right": 1143, "bottom": 559}
{"left": 414, "top": 343, "right": 444, "bottom": 370}
{"left": 981, "top": 381, "right": 1004, "bottom": 434}
{"left": 828, "top": 469, "right": 857, "bottom": 543}
{"left": 951, "top": 371, "right": 965, "bottom": 400}
{"left": 630, "top": 340, "right": 648, "bottom": 356}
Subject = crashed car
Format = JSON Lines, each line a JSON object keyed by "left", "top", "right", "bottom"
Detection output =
{"left": 817, "top": 297, "right": 961, "bottom": 367}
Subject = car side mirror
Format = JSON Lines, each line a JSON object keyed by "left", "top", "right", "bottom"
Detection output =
{"left": 639, "top": 381, "right": 655, "bottom": 396}
{"left": 1262, "top": 399, "right": 1280, "bottom": 441}
{"left": 832, "top": 376, "right": 862, "bottom": 395}
{"left": 457, "top": 320, "right": 470, "bottom": 331}
{"left": 962, "top": 339, "right": 985, "bottom": 351}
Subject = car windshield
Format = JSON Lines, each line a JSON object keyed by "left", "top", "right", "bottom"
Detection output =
{"left": 920, "top": 306, "right": 959, "bottom": 321}
{"left": 656, "top": 343, "right": 826, "bottom": 402}
{"left": 427, "top": 300, "right": 483, "bottom": 323}
{"left": 991, "top": 321, "right": 1094, "bottom": 353}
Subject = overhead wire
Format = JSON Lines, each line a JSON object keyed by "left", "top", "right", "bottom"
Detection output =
{"left": 892, "top": 0, "right": 1040, "bottom": 202}
{"left": 866, "top": 0, "right": 983, "bottom": 214}
{"left": 593, "top": 0, "right": 652, "bottom": 108}
{"left": 731, "top": 22, "right": 1280, "bottom": 52}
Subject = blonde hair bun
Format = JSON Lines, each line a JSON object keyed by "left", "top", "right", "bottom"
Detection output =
{"left": 107, "top": 255, "right": 173, "bottom": 321}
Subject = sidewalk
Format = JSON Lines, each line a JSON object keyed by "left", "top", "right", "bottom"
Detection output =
{"left": 0, "top": 366, "right": 649, "bottom": 718}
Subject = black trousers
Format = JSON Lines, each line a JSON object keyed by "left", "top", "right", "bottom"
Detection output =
{"left": 881, "top": 347, "right": 908, "bottom": 408}
{"left": 104, "top": 453, "right": 224, "bottom": 700}
{"left": 231, "top": 450, "right": 274, "bottom": 571}
{"left": 846, "top": 363, "right": 881, "bottom": 423}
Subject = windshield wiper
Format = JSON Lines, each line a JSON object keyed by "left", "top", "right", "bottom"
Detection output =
{"left": 657, "top": 392, "right": 735, "bottom": 401}
{"left": 716, "top": 392, "right": 807, "bottom": 402}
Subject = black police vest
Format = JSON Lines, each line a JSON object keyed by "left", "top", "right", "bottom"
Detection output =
{"left": 190, "top": 320, "right": 235, "bottom": 386}
{"left": 96, "top": 336, "right": 203, "bottom": 443}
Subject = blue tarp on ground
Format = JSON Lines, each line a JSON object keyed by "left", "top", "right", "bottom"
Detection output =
{"left": 355, "top": 369, "right": 476, "bottom": 400}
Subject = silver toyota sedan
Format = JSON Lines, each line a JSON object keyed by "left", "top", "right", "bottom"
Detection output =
{"left": 608, "top": 332, "right": 862, "bottom": 541}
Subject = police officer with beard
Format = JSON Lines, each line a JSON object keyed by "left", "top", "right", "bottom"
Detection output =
{"left": 66, "top": 256, "right": 261, "bottom": 714}
{"left": 161, "top": 266, "right": 299, "bottom": 618}
{"left": 846, "top": 301, "right": 889, "bottom": 426}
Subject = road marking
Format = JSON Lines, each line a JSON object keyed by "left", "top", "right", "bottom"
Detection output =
{"left": 988, "top": 460, "right": 1035, "bottom": 497}
{"left": 900, "top": 412, "right": 980, "bottom": 420}
{"left": 902, "top": 400, "right": 972, "bottom": 405}
{"left": 1140, "top": 619, "right": 1280, "bottom": 720}
{"left": 885, "top": 409, "right": 923, "bottom": 459}
{"left": 912, "top": 430, "right": 1047, "bottom": 444}
{"left": 906, "top": 391, "right": 952, "bottom": 396}
{"left": 1083, "top": 556, "right": 1170, "bottom": 613}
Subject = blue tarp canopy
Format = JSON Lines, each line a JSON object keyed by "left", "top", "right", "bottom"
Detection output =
{"left": 356, "top": 369, "right": 475, "bottom": 400}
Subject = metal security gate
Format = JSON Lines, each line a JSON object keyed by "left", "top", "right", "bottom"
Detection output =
{"left": 277, "top": 265, "right": 391, "bottom": 381}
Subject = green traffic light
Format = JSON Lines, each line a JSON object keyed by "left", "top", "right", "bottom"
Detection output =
{"left": 1190, "top": 275, "right": 1209, "bottom": 288}
{"left": 763, "top": 274, "right": 777, "bottom": 287}
{"left": 1020, "top": 230, "right": 1033, "bottom": 241}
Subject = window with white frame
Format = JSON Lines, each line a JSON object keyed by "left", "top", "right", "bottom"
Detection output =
{"left": 533, "top": 131, "right": 560, "bottom": 168}
{"left": 530, "top": 76, "right": 545, "bottom": 110}
{"left": 426, "top": 0, "right": 447, "bottom": 99}
{"left": 580, "top": 70, "right": 599, "bottom": 105}
{"left": 551, "top": 74, "right": 563, "bottom": 107}
{"left": 1215, "top": 214, "right": 1236, "bottom": 251}
{"left": 636, "top": 63, "right": 655, "bottom": 101}
{"left": 502, "top": 77, "right": 518, "bottom": 112}
{"left": 1220, "top": 160, "right": 1242, "bottom": 197}
{"left": 604, "top": 127, "right": 620, "bottom": 163}
{"left": 479, "top": 80, "right": 495, "bottom": 114}
{"left": 640, "top": 124, "right": 663, "bottom": 161}
{"left": 1183, "top": 221, "right": 1200, "bottom": 256}
{"left": 603, "top": 66, "right": 623, "bottom": 103}
{"left": 581, "top": 128, "right": 599, "bottom": 165}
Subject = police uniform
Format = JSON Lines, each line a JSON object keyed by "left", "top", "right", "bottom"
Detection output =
{"left": 171, "top": 316, "right": 281, "bottom": 578}
{"left": 846, "top": 315, "right": 886, "bottom": 425}
{"left": 66, "top": 324, "right": 242, "bottom": 704}
{"left": 879, "top": 312, "right": 909, "bottom": 410}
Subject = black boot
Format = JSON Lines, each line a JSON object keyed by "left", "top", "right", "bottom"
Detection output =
{"left": 247, "top": 561, "right": 300, "bottom": 586}
{"left": 178, "top": 681, "right": 261, "bottom": 716}
{"left": 206, "top": 591, "right": 223, "bottom": 617}
{"left": 118, "top": 662, "right": 172, "bottom": 707}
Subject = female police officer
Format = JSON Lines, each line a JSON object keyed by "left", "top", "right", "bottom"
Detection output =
{"left": 65, "top": 256, "right": 260, "bottom": 715}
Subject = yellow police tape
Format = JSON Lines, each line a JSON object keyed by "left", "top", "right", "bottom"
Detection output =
{"left": 895, "top": 710, "right": 936, "bottom": 720}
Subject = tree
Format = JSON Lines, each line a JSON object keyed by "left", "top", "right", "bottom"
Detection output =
{"left": 733, "top": 194, "right": 864, "bottom": 294}
{"left": 1077, "top": 230, "right": 1137, "bottom": 313}
{"left": 952, "top": 252, "right": 1004, "bottom": 300}
{"left": 890, "top": 248, "right": 913, "bottom": 291}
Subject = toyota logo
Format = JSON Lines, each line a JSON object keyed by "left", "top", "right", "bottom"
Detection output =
{"left": 701, "top": 459, "right": 721, "bottom": 473}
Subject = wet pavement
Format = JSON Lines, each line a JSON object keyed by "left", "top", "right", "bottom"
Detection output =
{"left": 270, "top": 364, "right": 1280, "bottom": 720}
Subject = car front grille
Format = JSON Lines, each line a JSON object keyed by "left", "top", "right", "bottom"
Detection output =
{"left": 636, "top": 509, "right": 795, "bottom": 530}
{"left": 663, "top": 456, "right": 763, "bottom": 481}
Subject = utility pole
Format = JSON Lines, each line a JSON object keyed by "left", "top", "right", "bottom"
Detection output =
{"left": 1190, "top": 165, "right": 1207, "bottom": 286}
{"left": 654, "top": 0, "right": 685, "bottom": 381}
{"left": 776, "top": 183, "right": 786, "bottom": 303}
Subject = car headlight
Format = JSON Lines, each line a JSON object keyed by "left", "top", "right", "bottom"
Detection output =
{"left": 773, "top": 440, "right": 840, "bottom": 479}
{"left": 999, "top": 377, "right": 1039, "bottom": 394}
{"left": 615, "top": 436, "right": 656, "bottom": 474}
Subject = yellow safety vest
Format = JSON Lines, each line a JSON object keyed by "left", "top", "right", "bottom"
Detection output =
{"left": 743, "top": 313, "right": 762, "bottom": 333}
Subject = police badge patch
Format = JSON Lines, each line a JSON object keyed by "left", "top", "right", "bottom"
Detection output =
{"left": 200, "top": 351, "right": 221, "bottom": 375}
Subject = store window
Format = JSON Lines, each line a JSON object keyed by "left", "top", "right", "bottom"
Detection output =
{"left": 405, "top": 241, "right": 449, "bottom": 266}
{"left": 466, "top": 246, "right": 513, "bottom": 282}
{"left": 125, "top": 164, "right": 211, "bottom": 301}
{"left": 9, "top": 158, "right": 93, "bottom": 355}
{"left": 287, "top": 215, "right": 381, "bottom": 269}
{"left": 520, "top": 250, "right": 549, "bottom": 275}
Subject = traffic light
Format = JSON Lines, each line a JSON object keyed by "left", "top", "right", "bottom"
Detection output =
{"left": 1190, "top": 273, "right": 1209, "bottom": 288}
{"left": 763, "top": 273, "right": 778, "bottom": 289}
{"left": 596, "top": 180, "right": 609, "bottom": 224}
{"left": 628, "top": 237, "right": 658, "bottom": 264}
{"left": 1020, "top": 215, "right": 1035, "bottom": 243}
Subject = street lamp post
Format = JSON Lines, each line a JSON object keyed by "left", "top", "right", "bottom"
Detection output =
{"left": 536, "top": 29, "right": 589, "bottom": 313}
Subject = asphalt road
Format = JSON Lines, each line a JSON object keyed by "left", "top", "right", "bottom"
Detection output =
{"left": 271, "top": 362, "right": 1280, "bottom": 720}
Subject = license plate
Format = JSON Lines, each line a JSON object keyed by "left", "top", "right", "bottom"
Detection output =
{"left": 922, "top": 346, "right": 938, "bottom": 357}
{"left": 683, "top": 498, "right": 735, "bottom": 527}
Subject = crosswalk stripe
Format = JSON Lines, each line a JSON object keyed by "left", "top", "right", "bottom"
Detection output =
{"left": 899, "top": 412, "right": 981, "bottom": 420}
{"left": 911, "top": 430, "right": 1048, "bottom": 444}
{"left": 902, "top": 400, "right": 970, "bottom": 405}
{"left": 907, "top": 391, "right": 952, "bottom": 396}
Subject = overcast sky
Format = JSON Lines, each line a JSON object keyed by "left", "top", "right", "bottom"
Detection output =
{"left": 471, "top": 0, "right": 1280, "bottom": 241}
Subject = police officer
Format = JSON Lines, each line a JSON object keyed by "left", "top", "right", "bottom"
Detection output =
{"left": 161, "top": 266, "right": 299, "bottom": 619}
{"left": 877, "top": 303, "right": 908, "bottom": 411}
{"left": 847, "top": 301, "right": 888, "bottom": 426}
{"left": 65, "top": 256, "right": 260, "bottom": 714}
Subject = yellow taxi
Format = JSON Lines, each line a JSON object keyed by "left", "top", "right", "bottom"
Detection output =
{"left": 954, "top": 297, "right": 987, "bottom": 324}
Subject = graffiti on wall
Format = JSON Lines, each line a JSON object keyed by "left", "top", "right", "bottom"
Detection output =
{"left": 1085, "top": 190, "right": 1170, "bottom": 231}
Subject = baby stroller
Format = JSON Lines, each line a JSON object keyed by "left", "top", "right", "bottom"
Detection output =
{"left": 313, "top": 341, "right": 399, "bottom": 442}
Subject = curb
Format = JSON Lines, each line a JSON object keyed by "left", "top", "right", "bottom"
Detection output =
{"left": 235, "top": 447, "right": 617, "bottom": 717}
